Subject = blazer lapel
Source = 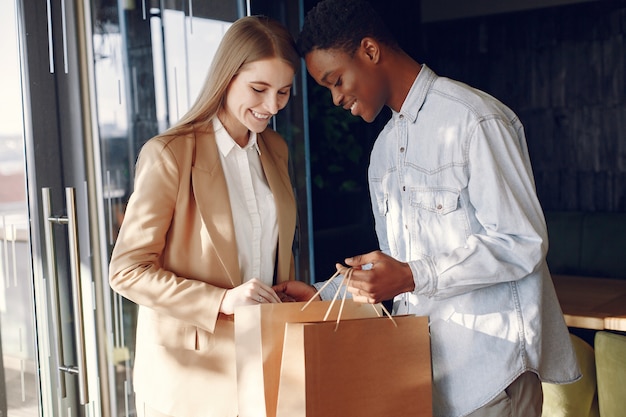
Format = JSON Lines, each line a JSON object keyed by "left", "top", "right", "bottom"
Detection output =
{"left": 191, "top": 125, "right": 240, "bottom": 288}
{"left": 258, "top": 132, "right": 296, "bottom": 283}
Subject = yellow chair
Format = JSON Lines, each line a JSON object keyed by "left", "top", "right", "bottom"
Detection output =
{"left": 595, "top": 331, "right": 626, "bottom": 417}
{"left": 542, "top": 334, "right": 600, "bottom": 417}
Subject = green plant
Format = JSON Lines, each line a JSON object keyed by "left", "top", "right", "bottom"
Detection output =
{"left": 308, "top": 81, "right": 368, "bottom": 194}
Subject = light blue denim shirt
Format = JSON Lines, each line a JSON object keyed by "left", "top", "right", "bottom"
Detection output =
{"left": 317, "top": 65, "right": 580, "bottom": 417}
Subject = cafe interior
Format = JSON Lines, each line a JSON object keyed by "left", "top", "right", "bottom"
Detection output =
{"left": 0, "top": 0, "right": 625, "bottom": 416}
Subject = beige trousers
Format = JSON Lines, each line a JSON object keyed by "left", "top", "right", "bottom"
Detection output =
{"left": 135, "top": 394, "right": 174, "bottom": 417}
{"left": 467, "top": 371, "right": 543, "bottom": 417}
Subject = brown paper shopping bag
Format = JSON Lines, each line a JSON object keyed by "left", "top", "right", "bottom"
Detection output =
{"left": 235, "top": 300, "right": 380, "bottom": 417}
{"left": 275, "top": 314, "right": 432, "bottom": 417}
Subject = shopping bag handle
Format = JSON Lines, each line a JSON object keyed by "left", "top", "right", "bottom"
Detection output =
{"left": 301, "top": 264, "right": 397, "bottom": 330}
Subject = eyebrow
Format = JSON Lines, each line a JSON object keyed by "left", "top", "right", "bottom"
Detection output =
{"left": 320, "top": 71, "right": 333, "bottom": 85}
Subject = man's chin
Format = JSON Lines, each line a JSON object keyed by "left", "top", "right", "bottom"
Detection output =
{"left": 359, "top": 106, "right": 385, "bottom": 123}
{"left": 360, "top": 113, "right": 377, "bottom": 123}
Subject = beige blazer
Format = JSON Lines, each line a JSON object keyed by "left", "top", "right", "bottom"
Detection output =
{"left": 109, "top": 121, "right": 296, "bottom": 417}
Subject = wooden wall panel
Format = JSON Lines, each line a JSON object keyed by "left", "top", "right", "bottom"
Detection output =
{"left": 421, "top": 0, "right": 626, "bottom": 212}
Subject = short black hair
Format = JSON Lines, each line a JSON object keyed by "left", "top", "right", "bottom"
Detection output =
{"left": 297, "top": 0, "right": 399, "bottom": 57}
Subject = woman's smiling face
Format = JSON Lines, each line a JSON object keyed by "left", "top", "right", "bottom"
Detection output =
{"left": 221, "top": 57, "right": 294, "bottom": 145}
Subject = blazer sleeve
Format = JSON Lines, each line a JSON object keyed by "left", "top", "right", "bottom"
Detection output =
{"left": 109, "top": 135, "right": 227, "bottom": 333}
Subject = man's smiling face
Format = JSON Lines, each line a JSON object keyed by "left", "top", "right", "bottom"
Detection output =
{"left": 304, "top": 44, "right": 388, "bottom": 123}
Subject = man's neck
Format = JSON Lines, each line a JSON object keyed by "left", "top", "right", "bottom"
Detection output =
{"left": 385, "top": 51, "right": 422, "bottom": 113}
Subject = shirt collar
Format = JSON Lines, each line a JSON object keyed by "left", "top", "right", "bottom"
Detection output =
{"left": 213, "top": 117, "right": 261, "bottom": 156}
{"left": 393, "top": 64, "right": 437, "bottom": 124}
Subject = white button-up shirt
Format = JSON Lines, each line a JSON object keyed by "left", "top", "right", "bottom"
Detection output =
{"left": 214, "top": 118, "right": 278, "bottom": 285}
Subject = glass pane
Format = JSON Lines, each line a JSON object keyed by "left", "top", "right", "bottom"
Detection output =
{"left": 92, "top": 2, "right": 240, "bottom": 415}
{"left": 0, "top": 0, "right": 40, "bottom": 415}
{"left": 156, "top": 9, "right": 232, "bottom": 124}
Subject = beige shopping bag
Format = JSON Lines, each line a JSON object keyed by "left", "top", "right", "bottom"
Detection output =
{"left": 276, "top": 314, "right": 432, "bottom": 417}
{"left": 235, "top": 299, "right": 380, "bottom": 417}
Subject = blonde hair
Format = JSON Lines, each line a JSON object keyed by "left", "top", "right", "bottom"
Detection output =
{"left": 167, "top": 15, "right": 299, "bottom": 136}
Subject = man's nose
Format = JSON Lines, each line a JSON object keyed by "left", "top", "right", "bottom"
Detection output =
{"left": 331, "top": 90, "right": 343, "bottom": 107}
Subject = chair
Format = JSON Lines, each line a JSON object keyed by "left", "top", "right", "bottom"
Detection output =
{"left": 595, "top": 331, "right": 626, "bottom": 417}
{"left": 542, "top": 334, "right": 599, "bottom": 417}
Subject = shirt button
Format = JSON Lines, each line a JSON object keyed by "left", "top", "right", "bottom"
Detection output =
{"left": 400, "top": 147, "right": 405, "bottom": 153}
{"left": 399, "top": 114, "right": 404, "bottom": 119}
{"left": 402, "top": 186, "right": 406, "bottom": 191}
{"left": 437, "top": 204, "right": 443, "bottom": 210}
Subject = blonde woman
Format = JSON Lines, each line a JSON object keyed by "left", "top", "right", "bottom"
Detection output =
{"left": 109, "top": 15, "right": 299, "bottom": 417}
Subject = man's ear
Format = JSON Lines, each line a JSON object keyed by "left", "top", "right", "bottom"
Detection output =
{"left": 360, "top": 37, "right": 381, "bottom": 63}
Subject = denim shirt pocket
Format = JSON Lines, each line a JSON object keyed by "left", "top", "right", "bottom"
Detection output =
{"left": 376, "top": 192, "right": 402, "bottom": 256}
{"left": 410, "top": 188, "right": 459, "bottom": 215}
{"left": 409, "top": 188, "right": 465, "bottom": 254}
{"left": 376, "top": 193, "right": 389, "bottom": 217}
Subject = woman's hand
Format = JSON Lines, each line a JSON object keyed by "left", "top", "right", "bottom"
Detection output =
{"left": 272, "top": 280, "right": 320, "bottom": 302}
{"left": 220, "top": 278, "right": 281, "bottom": 315}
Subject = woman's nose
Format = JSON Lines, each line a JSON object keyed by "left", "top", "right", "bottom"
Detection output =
{"left": 265, "top": 95, "right": 279, "bottom": 115}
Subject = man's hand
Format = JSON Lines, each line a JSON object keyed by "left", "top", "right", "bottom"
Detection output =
{"left": 343, "top": 250, "right": 415, "bottom": 304}
{"left": 272, "top": 280, "right": 320, "bottom": 302}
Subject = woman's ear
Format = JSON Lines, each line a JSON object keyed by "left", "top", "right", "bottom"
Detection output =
{"left": 360, "top": 37, "right": 381, "bottom": 63}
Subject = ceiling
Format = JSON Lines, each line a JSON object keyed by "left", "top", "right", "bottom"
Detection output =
{"left": 420, "top": 0, "right": 597, "bottom": 22}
